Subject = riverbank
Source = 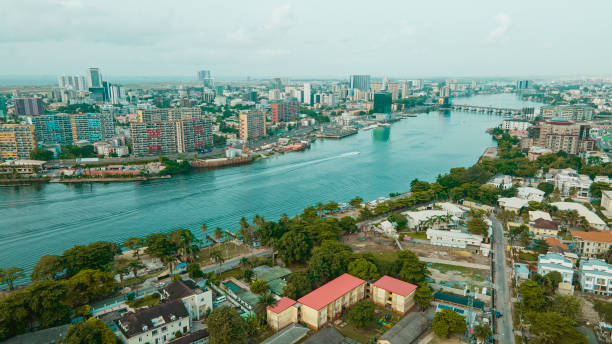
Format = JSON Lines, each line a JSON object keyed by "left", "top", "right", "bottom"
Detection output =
{"left": 49, "top": 175, "right": 172, "bottom": 183}
{"left": 0, "top": 177, "right": 51, "bottom": 185}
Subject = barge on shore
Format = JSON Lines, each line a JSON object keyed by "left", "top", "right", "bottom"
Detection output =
{"left": 190, "top": 156, "right": 253, "bottom": 169}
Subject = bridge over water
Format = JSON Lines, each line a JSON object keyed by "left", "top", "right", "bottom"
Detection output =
{"left": 452, "top": 104, "right": 528, "bottom": 116}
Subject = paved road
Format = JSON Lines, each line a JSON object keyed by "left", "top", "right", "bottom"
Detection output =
{"left": 420, "top": 257, "right": 491, "bottom": 270}
{"left": 491, "top": 215, "right": 514, "bottom": 344}
{"left": 201, "top": 249, "right": 272, "bottom": 274}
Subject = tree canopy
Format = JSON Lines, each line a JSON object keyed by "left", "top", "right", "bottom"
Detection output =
{"left": 347, "top": 301, "right": 375, "bottom": 330}
{"left": 207, "top": 306, "right": 246, "bottom": 344}
{"left": 432, "top": 309, "right": 466, "bottom": 338}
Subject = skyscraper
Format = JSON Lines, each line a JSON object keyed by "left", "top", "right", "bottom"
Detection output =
{"left": 350, "top": 75, "right": 370, "bottom": 91}
{"left": 87, "top": 68, "right": 103, "bottom": 88}
{"left": 239, "top": 111, "right": 266, "bottom": 141}
{"left": 197, "top": 70, "right": 214, "bottom": 88}
{"left": 516, "top": 80, "right": 530, "bottom": 89}
{"left": 270, "top": 99, "right": 299, "bottom": 123}
{"left": 373, "top": 92, "right": 392, "bottom": 114}
{"left": 303, "top": 83, "right": 312, "bottom": 105}
{"left": 13, "top": 97, "right": 44, "bottom": 116}
{"left": 0, "top": 124, "right": 36, "bottom": 159}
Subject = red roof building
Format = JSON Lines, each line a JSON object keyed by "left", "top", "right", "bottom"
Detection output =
{"left": 371, "top": 275, "right": 418, "bottom": 314}
{"left": 297, "top": 273, "right": 365, "bottom": 311}
{"left": 267, "top": 297, "right": 296, "bottom": 314}
{"left": 373, "top": 276, "right": 418, "bottom": 297}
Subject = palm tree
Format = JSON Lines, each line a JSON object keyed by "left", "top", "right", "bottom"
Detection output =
{"left": 0, "top": 267, "right": 25, "bottom": 290}
{"left": 128, "top": 261, "right": 144, "bottom": 279}
{"left": 214, "top": 227, "right": 223, "bottom": 242}
{"left": 239, "top": 257, "right": 250, "bottom": 269}
{"left": 169, "top": 229, "right": 193, "bottom": 260}
{"left": 113, "top": 259, "right": 131, "bottom": 283}
{"left": 123, "top": 237, "right": 144, "bottom": 260}
{"left": 255, "top": 292, "right": 277, "bottom": 325}
{"left": 210, "top": 248, "right": 225, "bottom": 273}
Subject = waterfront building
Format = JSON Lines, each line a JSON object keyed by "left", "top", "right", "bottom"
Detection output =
{"left": 13, "top": 97, "right": 44, "bottom": 116}
{"left": 297, "top": 273, "right": 366, "bottom": 330}
{"left": 371, "top": 276, "right": 417, "bottom": 314}
{"left": 502, "top": 120, "right": 531, "bottom": 131}
{"left": 70, "top": 113, "right": 116, "bottom": 143}
{"left": 33, "top": 114, "right": 74, "bottom": 145}
{"left": 572, "top": 230, "right": 612, "bottom": 258}
{"left": 116, "top": 300, "right": 190, "bottom": 344}
{"left": 239, "top": 111, "right": 266, "bottom": 141}
{"left": 522, "top": 119, "right": 595, "bottom": 155}
{"left": 579, "top": 259, "right": 612, "bottom": 296}
{"left": 516, "top": 80, "right": 530, "bottom": 90}
{"left": 0, "top": 159, "right": 46, "bottom": 175}
{"left": 175, "top": 119, "right": 213, "bottom": 153}
{"left": 160, "top": 280, "right": 213, "bottom": 321}
{"left": 537, "top": 253, "right": 574, "bottom": 284}
{"left": 87, "top": 67, "right": 103, "bottom": 88}
{"left": 439, "top": 86, "right": 450, "bottom": 98}
{"left": 130, "top": 121, "right": 178, "bottom": 155}
{"left": 0, "top": 124, "right": 36, "bottom": 159}
{"left": 552, "top": 202, "right": 606, "bottom": 230}
{"left": 270, "top": 98, "right": 299, "bottom": 123}
{"left": 541, "top": 105, "right": 594, "bottom": 121}
{"left": 350, "top": 75, "right": 370, "bottom": 91}
{"left": 373, "top": 92, "right": 392, "bottom": 114}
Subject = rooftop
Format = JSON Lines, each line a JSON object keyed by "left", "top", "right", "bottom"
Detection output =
{"left": 377, "top": 311, "right": 431, "bottom": 344}
{"left": 572, "top": 230, "right": 612, "bottom": 244}
{"left": 533, "top": 218, "right": 559, "bottom": 231}
{"left": 297, "top": 273, "right": 365, "bottom": 311}
{"left": 161, "top": 280, "right": 198, "bottom": 301}
{"left": 373, "top": 275, "right": 418, "bottom": 297}
{"left": 545, "top": 237, "right": 569, "bottom": 251}
{"left": 117, "top": 300, "right": 189, "bottom": 338}
{"left": 434, "top": 291, "right": 485, "bottom": 311}
{"left": 551, "top": 202, "right": 606, "bottom": 227}
{"left": 267, "top": 297, "right": 296, "bottom": 314}
{"left": 168, "top": 329, "right": 209, "bottom": 344}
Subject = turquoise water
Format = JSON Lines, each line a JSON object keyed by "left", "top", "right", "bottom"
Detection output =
{"left": 0, "top": 94, "right": 543, "bottom": 279}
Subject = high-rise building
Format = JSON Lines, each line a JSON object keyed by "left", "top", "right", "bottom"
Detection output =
{"left": 87, "top": 68, "right": 103, "bottom": 88}
{"left": 176, "top": 119, "right": 213, "bottom": 153}
{"left": 110, "top": 85, "right": 122, "bottom": 105}
{"left": 401, "top": 81, "right": 410, "bottom": 98}
{"left": 0, "top": 124, "right": 37, "bottom": 159}
{"left": 522, "top": 119, "right": 594, "bottom": 155}
{"left": 13, "top": 97, "right": 44, "bottom": 116}
{"left": 33, "top": 113, "right": 115, "bottom": 145}
{"left": 516, "top": 80, "right": 530, "bottom": 89}
{"left": 33, "top": 114, "right": 74, "bottom": 145}
{"left": 350, "top": 75, "right": 370, "bottom": 91}
{"left": 239, "top": 111, "right": 266, "bottom": 141}
{"left": 439, "top": 86, "right": 451, "bottom": 98}
{"left": 270, "top": 98, "right": 299, "bottom": 123}
{"left": 271, "top": 78, "right": 283, "bottom": 90}
{"left": 303, "top": 83, "right": 312, "bottom": 105}
{"left": 373, "top": 92, "right": 392, "bottom": 114}
{"left": 58, "top": 75, "right": 87, "bottom": 91}
{"left": 370, "top": 82, "right": 383, "bottom": 93}
{"left": 131, "top": 121, "right": 178, "bottom": 155}
{"left": 387, "top": 83, "right": 400, "bottom": 100}
{"left": 197, "top": 70, "right": 214, "bottom": 88}
{"left": 541, "top": 105, "right": 594, "bottom": 121}
{"left": 137, "top": 108, "right": 204, "bottom": 122}
{"left": 0, "top": 94, "right": 6, "bottom": 119}
{"left": 89, "top": 87, "right": 106, "bottom": 102}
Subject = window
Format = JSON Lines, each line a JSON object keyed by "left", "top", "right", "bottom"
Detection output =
{"left": 162, "top": 326, "right": 167, "bottom": 332}
{"left": 152, "top": 330, "right": 158, "bottom": 335}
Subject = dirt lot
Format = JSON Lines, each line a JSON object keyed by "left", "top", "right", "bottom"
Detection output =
{"left": 342, "top": 231, "right": 490, "bottom": 266}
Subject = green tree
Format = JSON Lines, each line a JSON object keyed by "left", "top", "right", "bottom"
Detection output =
{"left": 144, "top": 233, "right": 177, "bottom": 270}
{"left": 396, "top": 250, "right": 430, "bottom": 284}
{"left": 29, "top": 148, "right": 54, "bottom": 161}
{"left": 27, "top": 280, "right": 71, "bottom": 328}
{"left": 349, "top": 196, "right": 363, "bottom": 208}
{"left": 388, "top": 212, "right": 408, "bottom": 229}
{"left": 128, "top": 261, "right": 144, "bottom": 279}
{"left": 122, "top": 237, "right": 144, "bottom": 260}
{"left": 61, "top": 242, "right": 119, "bottom": 276}
{"left": 255, "top": 292, "right": 277, "bottom": 325}
{"left": 474, "top": 324, "right": 492, "bottom": 342}
{"left": 243, "top": 269, "right": 254, "bottom": 281}
{"left": 31, "top": 255, "right": 63, "bottom": 281}
{"left": 432, "top": 309, "right": 466, "bottom": 338}
{"left": 0, "top": 267, "right": 25, "bottom": 290}
{"left": 65, "top": 269, "right": 117, "bottom": 307}
{"left": 276, "top": 230, "right": 312, "bottom": 265}
{"left": 187, "top": 263, "right": 204, "bottom": 278}
{"left": 210, "top": 248, "right": 225, "bottom": 273}
{"left": 339, "top": 216, "right": 358, "bottom": 233}
{"left": 308, "top": 240, "right": 353, "bottom": 286}
{"left": 529, "top": 312, "right": 587, "bottom": 344}
{"left": 347, "top": 301, "right": 375, "bottom": 330}
{"left": 467, "top": 216, "right": 489, "bottom": 236}
{"left": 0, "top": 290, "right": 31, "bottom": 339}
{"left": 208, "top": 306, "right": 246, "bottom": 344}
{"left": 537, "top": 182, "right": 555, "bottom": 195}
{"left": 520, "top": 280, "right": 547, "bottom": 311}
{"left": 550, "top": 295, "right": 583, "bottom": 321}
{"left": 250, "top": 280, "right": 269, "bottom": 294}
{"left": 283, "top": 271, "right": 312, "bottom": 300}
{"left": 544, "top": 271, "right": 563, "bottom": 295}
{"left": 414, "top": 283, "right": 433, "bottom": 311}
{"left": 590, "top": 181, "right": 612, "bottom": 199}
{"left": 169, "top": 229, "right": 194, "bottom": 260}
{"left": 61, "top": 317, "right": 117, "bottom": 344}
{"left": 112, "top": 259, "right": 130, "bottom": 283}
{"left": 347, "top": 258, "right": 379, "bottom": 280}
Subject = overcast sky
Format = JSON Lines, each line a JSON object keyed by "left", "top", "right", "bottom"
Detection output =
{"left": 1, "top": 0, "right": 611, "bottom": 79}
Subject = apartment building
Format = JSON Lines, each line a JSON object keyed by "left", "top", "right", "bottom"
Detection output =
{"left": 297, "top": 274, "right": 366, "bottom": 330}
{"left": 13, "top": 97, "right": 44, "bottom": 116}
{"left": 0, "top": 124, "right": 36, "bottom": 159}
{"left": 116, "top": 300, "right": 190, "bottom": 344}
{"left": 522, "top": 119, "right": 594, "bottom": 155}
{"left": 270, "top": 98, "right": 299, "bottom": 123}
{"left": 33, "top": 114, "right": 74, "bottom": 145}
{"left": 130, "top": 121, "right": 178, "bottom": 155}
{"left": 572, "top": 230, "right": 612, "bottom": 258}
{"left": 579, "top": 259, "right": 612, "bottom": 296}
{"left": 548, "top": 168, "right": 592, "bottom": 198}
{"left": 370, "top": 276, "right": 417, "bottom": 314}
{"left": 175, "top": 119, "right": 213, "bottom": 153}
{"left": 541, "top": 105, "right": 594, "bottom": 121}
{"left": 530, "top": 218, "right": 559, "bottom": 238}
{"left": 551, "top": 202, "right": 606, "bottom": 230}
{"left": 537, "top": 253, "right": 574, "bottom": 284}
{"left": 239, "top": 111, "right": 266, "bottom": 141}
{"left": 426, "top": 229, "right": 484, "bottom": 249}
{"left": 502, "top": 120, "right": 531, "bottom": 131}
{"left": 266, "top": 297, "right": 298, "bottom": 331}
{"left": 160, "top": 280, "right": 213, "bottom": 321}
{"left": 33, "top": 113, "right": 115, "bottom": 145}
{"left": 137, "top": 107, "right": 204, "bottom": 122}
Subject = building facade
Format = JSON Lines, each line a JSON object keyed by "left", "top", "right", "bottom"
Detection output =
{"left": 572, "top": 230, "right": 612, "bottom": 258}
{"left": 70, "top": 113, "right": 116, "bottom": 143}
{"left": 266, "top": 297, "right": 298, "bottom": 331}
{"left": 579, "top": 259, "right": 612, "bottom": 296}
{"left": 350, "top": 75, "right": 370, "bottom": 91}
{"left": 175, "top": 119, "right": 213, "bottom": 153}
{"left": 116, "top": 300, "right": 190, "bottom": 344}
{"left": 33, "top": 114, "right": 74, "bottom": 145}
{"left": 13, "top": 97, "right": 44, "bottom": 116}
{"left": 370, "top": 276, "right": 417, "bottom": 314}
{"left": 373, "top": 92, "right": 392, "bottom": 114}
{"left": 537, "top": 253, "right": 574, "bottom": 284}
{"left": 541, "top": 105, "right": 594, "bottom": 121}
{"left": 270, "top": 99, "right": 299, "bottom": 123}
{"left": 0, "top": 124, "right": 36, "bottom": 159}
{"left": 523, "top": 119, "right": 595, "bottom": 155}
{"left": 239, "top": 111, "right": 266, "bottom": 141}
{"left": 130, "top": 121, "right": 178, "bottom": 155}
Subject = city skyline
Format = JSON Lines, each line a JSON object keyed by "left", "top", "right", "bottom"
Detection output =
{"left": 1, "top": 0, "right": 612, "bottom": 79}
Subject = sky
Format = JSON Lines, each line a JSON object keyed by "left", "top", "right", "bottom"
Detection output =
{"left": 1, "top": 0, "right": 611, "bottom": 80}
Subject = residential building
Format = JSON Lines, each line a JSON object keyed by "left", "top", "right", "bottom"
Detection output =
{"left": 270, "top": 99, "right": 299, "bottom": 123}
{"left": 137, "top": 108, "right": 205, "bottom": 122}
{"left": 376, "top": 312, "right": 431, "bottom": 344}
{"left": 87, "top": 67, "right": 103, "bottom": 88}
{"left": 13, "top": 97, "right": 44, "bottom": 116}
{"left": 514, "top": 263, "right": 530, "bottom": 280}
{"left": 487, "top": 174, "right": 513, "bottom": 189}
{"left": 0, "top": 124, "right": 36, "bottom": 159}
{"left": 130, "top": 121, "right": 178, "bottom": 155}
{"left": 517, "top": 186, "right": 545, "bottom": 203}
{"left": 387, "top": 82, "right": 400, "bottom": 100}
{"left": 530, "top": 218, "right": 559, "bottom": 238}
{"left": 549, "top": 168, "right": 592, "bottom": 198}
{"left": 116, "top": 300, "right": 190, "bottom": 344}
{"left": 175, "top": 119, "right": 213, "bottom": 153}
{"left": 33, "top": 114, "right": 74, "bottom": 145}
{"left": 266, "top": 297, "right": 298, "bottom": 331}
{"left": 572, "top": 230, "right": 612, "bottom": 258}
{"left": 545, "top": 237, "right": 569, "bottom": 253}
{"left": 297, "top": 273, "right": 366, "bottom": 330}
{"left": 502, "top": 120, "right": 531, "bottom": 131}
{"left": 579, "top": 259, "right": 612, "bottom": 296}
{"left": 497, "top": 197, "right": 529, "bottom": 213}
{"left": 70, "top": 113, "right": 116, "bottom": 143}
{"left": 402, "top": 210, "right": 452, "bottom": 230}
{"left": 602, "top": 190, "right": 612, "bottom": 213}
{"left": 529, "top": 210, "right": 552, "bottom": 223}
{"left": 426, "top": 229, "right": 484, "bottom": 248}
{"left": 537, "top": 253, "right": 574, "bottom": 284}
{"left": 373, "top": 92, "right": 392, "bottom": 114}
{"left": 350, "top": 75, "right": 370, "bottom": 91}
{"left": 167, "top": 329, "right": 209, "bottom": 344}
{"left": 551, "top": 202, "right": 606, "bottom": 230}
{"left": 303, "top": 83, "right": 312, "bottom": 105}
{"left": 527, "top": 146, "right": 552, "bottom": 161}
{"left": 523, "top": 119, "right": 595, "bottom": 155}
{"left": 541, "top": 105, "right": 594, "bottom": 121}
{"left": 160, "top": 280, "right": 213, "bottom": 321}
{"left": 239, "top": 111, "right": 266, "bottom": 141}
{"left": 370, "top": 276, "right": 417, "bottom": 314}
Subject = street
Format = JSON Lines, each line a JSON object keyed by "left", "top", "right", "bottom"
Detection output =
{"left": 491, "top": 215, "right": 515, "bottom": 344}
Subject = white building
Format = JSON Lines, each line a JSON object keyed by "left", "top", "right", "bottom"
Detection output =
{"left": 548, "top": 168, "right": 592, "bottom": 198}
{"left": 579, "top": 259, "right": 612, "bottom": 296}
{"left": 402, "top": 210, "right": 454, "bottom": 230}
{"left": 517, "top": 186, "right": 545, "bottom": 203}
{"left": 117, "top": 300, "right": 190, "bottom": 344}
{"left": 601, "top": 190, "right": 612, "bottom": 215}
{"left": 160, "top": 280, "right": 213, "bottom": 321}
{"left": 502, "top": 120, "right": 531, "bottom": 131}
{"left": 426, "top": 229, "right": 483, "bottom": 249}
{"left": 551, "top": 202, "right": 606, "bottom": 231}
{"left": 537, "top": 253, "right": 574, "bottom": 284}
{"left": 376, "top": 220, "right": 398, "bottom": 238}
{"left": 529, "top": 210, "right": 552, "bottom": 223}
{"left": 497, "top": 197, "right": 529, "bottom": 213}
{"left": 487, "top": 174, "right": 513, "bottom": 189}
{"left": 435, "top": 202, "right": 469, "bottom": 218}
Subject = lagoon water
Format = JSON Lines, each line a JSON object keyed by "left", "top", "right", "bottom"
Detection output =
{"left": 0, "top": 94, "right": 543, "bottom": 277}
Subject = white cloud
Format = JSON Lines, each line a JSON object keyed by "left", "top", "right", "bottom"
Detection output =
{"left": 486, "top": 13, "right": 511, "bottom": 44}
{"left": 263, "top": 3, "right": 295, "bottom": 31}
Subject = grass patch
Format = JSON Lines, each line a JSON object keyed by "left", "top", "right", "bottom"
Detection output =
{"left": 335, "top": 305, "right": 401, "bottom": 344}
{"left": 196, "top": 242, "right": 252, "bottom": 265}
{"left": 517, "top": 251, "right": 537, "bottom": 263}
{"left": 399, "top": 231, "right": 428, "bottom": 240}
{"left": 428, "top": 263, "right": 487, "bottom": 283}
{"left": 126, "top": 293, "right": 160, "bottom": 309}
{"left": 219, "top": 268, "right": 244, "bottom": 280}
{"left": 368, "top": 251, "right": 399, "bottom": 264}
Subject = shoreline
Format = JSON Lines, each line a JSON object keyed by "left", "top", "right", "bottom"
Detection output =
{"left": 49, "top": 175, "right": 172, "bottom": 183}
